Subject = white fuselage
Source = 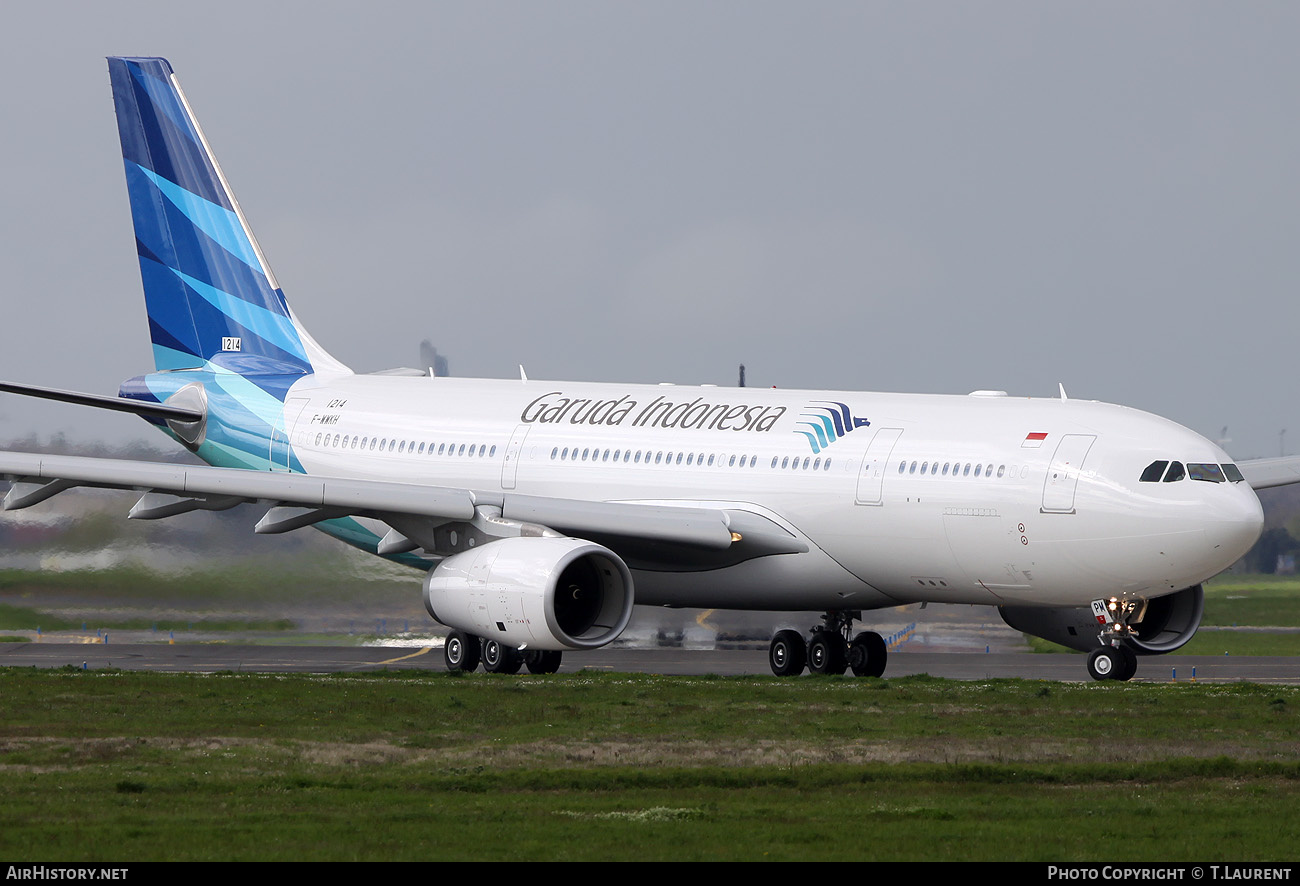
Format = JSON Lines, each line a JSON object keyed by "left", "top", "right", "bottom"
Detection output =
{"left": 270, "top": 374, "right": 1263, "bottom": 614}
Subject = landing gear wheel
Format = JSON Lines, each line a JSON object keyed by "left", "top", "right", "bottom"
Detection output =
{"left": 1087, "top": 646, "right": 1122, "bottom": 681}
{"left": 848, "top": 631, "right": 888, "bottom": 677}
{"left": 482, "top": 639, "right": 523, "bottom": 674}
{"left": 1115, "top": 645, "right": 1138, "bottom": 682}
{"left": 524, "top": 649, "right": 563, "bottom": 675}
{"left": 807, "top": 631, "right": 848, "bottom": 675}
{"left": 444, "top": 630, "right": 481, "bottom": 672}
{"left": 769, "top": 630, "right": 807, "bottom": 676}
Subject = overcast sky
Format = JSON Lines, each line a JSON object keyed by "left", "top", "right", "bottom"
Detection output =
{"left": 1, "top": 2, "right": 1297, "bottom": 458}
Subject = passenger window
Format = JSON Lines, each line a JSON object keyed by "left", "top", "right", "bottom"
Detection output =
{"left": 1163, "top": 461, "right": 1185, "bottom": 482}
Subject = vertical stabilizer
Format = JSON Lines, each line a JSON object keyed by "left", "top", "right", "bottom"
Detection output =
{"left": 107, "top": 56, "right": 347, "bottom": 376}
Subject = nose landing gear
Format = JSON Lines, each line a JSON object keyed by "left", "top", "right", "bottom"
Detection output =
{"left": 1086, "top": 644, "right": 1137, "bottom": 681}
{"left": 1087, "top": 597, "right": 1142, "bottom": 681}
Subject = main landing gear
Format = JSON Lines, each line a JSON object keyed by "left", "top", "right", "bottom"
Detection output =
{"left": 443, "top": 630, "right": 563, "bottom": 675}
{"left": 768, "top": 611, "right": 888, "bottom": 678}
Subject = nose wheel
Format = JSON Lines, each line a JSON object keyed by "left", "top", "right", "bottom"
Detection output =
{"left": 1087, "top": 597, "right": 1142, "bottom": 681}
{"left": 1087, "top": 644, "right": 1137, "bottom": 681}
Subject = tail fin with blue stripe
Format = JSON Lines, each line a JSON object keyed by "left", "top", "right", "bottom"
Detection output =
{"left": 108, "top": 56, "right": 347, "bottom": 377}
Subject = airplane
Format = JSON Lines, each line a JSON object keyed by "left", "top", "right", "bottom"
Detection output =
{"left": 1, "top": 56, "right": 1295, "bottom": 682}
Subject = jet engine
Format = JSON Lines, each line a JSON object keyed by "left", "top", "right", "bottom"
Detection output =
{"left": 998, "top": 584, "right": 1204, "bottom": 654}
{"left": 422, "top": 536, "right": 634, "bottom": 651}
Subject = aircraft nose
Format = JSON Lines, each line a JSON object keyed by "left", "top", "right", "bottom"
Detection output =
{"left": 1206, "top": 487, "right": 1264, "bottom": 567}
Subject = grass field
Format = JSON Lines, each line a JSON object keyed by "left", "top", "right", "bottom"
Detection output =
{"left": 1, "top": 668, "right": 1297, "bottom": 861}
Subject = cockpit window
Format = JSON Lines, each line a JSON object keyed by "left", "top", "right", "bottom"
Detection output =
{"left": 1188, "top": 463, "right": 1225, "bottom": 483}
{"left": 1222, "top": 463, "right": 1245, "bottom": 483}
{"left": 1140, "top": 461, "right": 1168, "bottom": 483}
{"left": 1163, "top": 461, "right": 1185, "bottom": 482}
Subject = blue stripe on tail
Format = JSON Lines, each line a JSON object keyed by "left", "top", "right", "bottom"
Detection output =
{"left": 108, "top": 57, "right": 312, "bottom": 376}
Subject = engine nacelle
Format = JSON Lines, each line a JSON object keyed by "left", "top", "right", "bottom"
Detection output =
{"left": 999, "top": 584, "right": 1204, "bottom": 654}
{"left": 423, "top": 536, "right": 634, "bottom": 651}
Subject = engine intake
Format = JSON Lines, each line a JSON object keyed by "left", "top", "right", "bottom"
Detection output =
{"left": 423, "top": 536, "right": 634, "bottom": 651}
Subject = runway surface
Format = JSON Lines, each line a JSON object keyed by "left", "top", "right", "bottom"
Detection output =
{"left": 2, "top": 641, "right": 1296, "bottom": 683}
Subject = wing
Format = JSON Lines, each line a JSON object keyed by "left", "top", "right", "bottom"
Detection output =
{"left": 0, "top": 451, "right": 801, "bottom": 566}
{"left": 1237, "top": 456, "right": 1300, "bottom": 491}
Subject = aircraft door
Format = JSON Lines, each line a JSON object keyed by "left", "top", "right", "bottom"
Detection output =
{"left": 500, "top": 424, "right": 530, "bottom": 489}
{"left": 269, "top": 398, "right": 311, "bottom": 472}
{"left": 855, "top": 427, "right": 904, "bottom": 505}
{"left": 1041, "top": 434, "right": 1096, "bottom": 513}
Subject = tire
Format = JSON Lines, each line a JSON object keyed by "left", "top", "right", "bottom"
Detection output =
{"left": 524, "top": 649, "right": 563, "bottom": 675}
{"left": 807, "top": 631, "right": 848, "bottom": 675}
{"left": 769, "top": 630, "right": 807, "bottom": 676}
{"left": 848, "top": 631, "right": 888, "bottom": 677}
{"left": 444, "top": 630, "right": 480, "bottom": 672}
{"left": 1115, "top": 645, "right": 1138, "bottom": 682}
{"left": 1087, "top": 646, "right": 1120, "bottom": 681}
{"left": 482, "top": 639, "right": 523, "bottom": 674}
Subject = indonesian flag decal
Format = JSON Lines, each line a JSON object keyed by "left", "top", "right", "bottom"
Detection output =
{"left": 1022, "top": 432, "right": 1049, "bottom": 448}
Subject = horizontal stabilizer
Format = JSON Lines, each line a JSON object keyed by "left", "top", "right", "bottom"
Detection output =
{"left": 0, "top": 380, "right": 203, "bottom": 422}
